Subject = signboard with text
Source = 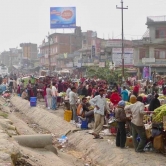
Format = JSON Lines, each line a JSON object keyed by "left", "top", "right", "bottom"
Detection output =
{"left": 50, "top": 7, "right": 76, "bottom": 29}
{"left": 112, "top": 48, "right": 133, "bottom": 67}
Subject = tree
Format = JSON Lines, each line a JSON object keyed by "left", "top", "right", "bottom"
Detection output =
{"left": 86, "top": 62, "right": 128, "bottom": 84}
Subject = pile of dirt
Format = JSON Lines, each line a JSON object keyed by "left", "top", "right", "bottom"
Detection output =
{"left": 15, "top": 158, "right": 33, "bottom": 166}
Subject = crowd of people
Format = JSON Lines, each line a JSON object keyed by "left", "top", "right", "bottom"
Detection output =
{"left": 1, "top": 73, "right": 166, "bottom": 153}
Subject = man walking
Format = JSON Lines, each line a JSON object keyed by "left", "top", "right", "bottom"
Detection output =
{"left": 51, "top": 82, "right": 58, "bottom": 110}
{"left": 90, "top": 89, "right": 109, "bottom": 139}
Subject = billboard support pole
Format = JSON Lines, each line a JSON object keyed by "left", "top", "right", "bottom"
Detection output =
{"left": 116, "top": 0, "right": 128, "bottom": 82}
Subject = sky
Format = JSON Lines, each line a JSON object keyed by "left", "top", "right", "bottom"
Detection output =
{"left": 0, "top": 0, "right": 166, "bottom": 52}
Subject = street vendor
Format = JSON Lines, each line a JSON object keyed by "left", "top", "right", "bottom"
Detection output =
{"left": 21, "top": 89, "right": 28, "bottom": 100}
{"left": 77, "top": 97, "right": 94, "bottom": 123}
{"left": 124, "top": 96, "right": 154, "bottom": 153}
{"left": 148, "top": 94, "right": 160, "bottom": 111}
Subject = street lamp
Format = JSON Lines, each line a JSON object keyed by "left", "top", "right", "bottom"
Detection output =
{"left": 116, "top": 0, "right": 128, "bottom": 82}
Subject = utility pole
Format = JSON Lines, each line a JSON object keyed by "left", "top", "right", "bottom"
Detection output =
{"left": 46, "top": 32, "right": 51, "bottom": 76}
{"left": 116, "top": 0, "right": 128, "bottom": 82}
{"left": 10, "top": 49, "right": 12, "bottom": 72}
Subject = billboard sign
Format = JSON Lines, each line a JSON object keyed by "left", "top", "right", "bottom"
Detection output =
{"left": 50, "top": 7, "right": 76, "bottom": 29}
{"left": 112, "top": 48, "right": 133, "bottom": 67}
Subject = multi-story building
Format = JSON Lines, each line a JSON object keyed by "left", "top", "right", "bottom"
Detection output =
{"left": 77, "top": 31, "right": 105, "bottom": 67}
{"left": 20, "top": 43, "right": 38, "bottom": 60}
{"left": 39, "top": 26, "right": 82, "bottom": 71}
{"left": 0, "top": 51, "right": 10, "bottom": 66}
{"left": 0, "top": 48, "right": 22, "bottom": 68}
{"left": 133, "top": 16, "right": 166, "bottom": 77}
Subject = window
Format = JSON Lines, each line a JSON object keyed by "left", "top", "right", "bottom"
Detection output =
{"left": 155, "top": 50, "right": 166, "bottom": 59}
{"left": 159, "top": 51, "right": 166, "bottom": 59}
{"left": 155, "top": 50, "right": 159, "bottom": 59}
{"left": 54, "top": 36, "right": 58, "bottom": 43}
{"left": 156, "top": 28, "right": 166, "bottom": 38}
{"left": 139, "top": 49, "right": 146, "bottom": 59}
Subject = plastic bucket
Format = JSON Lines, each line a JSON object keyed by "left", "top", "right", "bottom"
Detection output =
{"left": 30, "top": 97, "right": 37, "bottom": 102}
{"left": 81, "top": 120, "right": 88, "bottom": 129}
{"left": 64, "top": 110, "right": 72, "bottom": 122}
{"left": 30, "top": 101, "right": 37, "bottom": 107}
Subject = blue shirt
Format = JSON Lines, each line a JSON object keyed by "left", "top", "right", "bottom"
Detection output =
{"left": 121, "top": 89, "right": 129, "bottom": 101}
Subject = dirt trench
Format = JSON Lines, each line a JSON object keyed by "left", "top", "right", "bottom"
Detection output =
{"left": 0, "top": 98, "right": 94, "bottom": 166}
{"left": 2, "top": 96, "right": 166, "bottom": 166}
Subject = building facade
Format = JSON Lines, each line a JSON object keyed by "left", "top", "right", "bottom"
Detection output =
{"left": 133, "top": 16, "right": 166, "bottom": 78}
{"left": 39, "top": 27, "right": 82, "bottom": 71}
{"left": 20, "top": 43, "right": 38, "bottom": 60}
{"left": 0, "top": 48, "right": 22, "bottom": 68}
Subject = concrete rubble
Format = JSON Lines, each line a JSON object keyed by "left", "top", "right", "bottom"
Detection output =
{"left": 0, "top": 117, "right": 20, "bottom": 165}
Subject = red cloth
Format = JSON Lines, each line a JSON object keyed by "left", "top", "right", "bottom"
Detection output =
{"left": 17, "top": 86, "right": 20, "bottom": 94}
{"left": 133, "top": 85, "right": 139, "bottom": 94}
{"left": 158, "top": 80, "right": 164, "bottom": 86}
{"left": 43, "top": 87, "right": 47, "bottom": 97}
{"left": 110, "top": 92, "right": 121, "bottom": 106}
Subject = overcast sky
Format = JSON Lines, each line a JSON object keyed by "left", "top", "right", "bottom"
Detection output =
{"left": 0, "top": 0, "right": 165, "bottom": 52}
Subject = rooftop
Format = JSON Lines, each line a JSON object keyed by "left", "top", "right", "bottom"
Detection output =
{"left": 147, "top": 16, "right": 166, "bottom": 22}
{"left": 146, "top": 16, "right": 166, "bottom": 25}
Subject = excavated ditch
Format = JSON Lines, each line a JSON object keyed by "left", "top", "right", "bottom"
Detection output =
{"left": 0, "top": 97, "right": 91, "bottom": 166}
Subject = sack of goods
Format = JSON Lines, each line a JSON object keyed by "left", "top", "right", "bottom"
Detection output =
{"left": 153, "top": 135, "right": 164, "bottom": 152}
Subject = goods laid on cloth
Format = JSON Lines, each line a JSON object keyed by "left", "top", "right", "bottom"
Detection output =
{"left": 152, "top": 104, "right": 166, "bottom": 122}
{"left": 58, "top": 92, "right": 66, "bottom": 97}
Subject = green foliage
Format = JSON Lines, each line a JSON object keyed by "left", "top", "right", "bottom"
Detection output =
{"left": 86, "top": 62, "right": 128, "bottom": 83}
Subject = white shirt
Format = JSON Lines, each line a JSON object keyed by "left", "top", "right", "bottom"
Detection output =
{"left": 89, "top": 95, "right": 108, "bottom": 115}
{"left": 125, "top": 101, "right": 146, "bottom": 126}
{"left": 52, "top": 86, "right": 57, "bottom": 97}
{"left": 69, "top": 91, "right": 77, "bottom": 105}
{"left": 66, "top": 88, "right": 71, "bottom": 98}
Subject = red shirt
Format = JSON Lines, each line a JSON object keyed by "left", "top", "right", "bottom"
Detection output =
{"left": 133, "top": 85, "right": 139, "bottom": 93}
{"left": 110, "top": 92, "right": 121, "bottom": 106}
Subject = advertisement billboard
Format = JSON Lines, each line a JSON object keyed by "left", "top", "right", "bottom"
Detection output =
{"left": 112, "top": 48, "right": 133, "bottom": 67}
{"left": 50, "top": 7, "right": 76, "bottom": 29}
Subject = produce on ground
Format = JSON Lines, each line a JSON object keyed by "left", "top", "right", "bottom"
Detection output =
{"left": 153, "top": 104, "right": 166, "bottom": 122}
